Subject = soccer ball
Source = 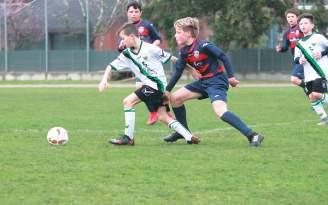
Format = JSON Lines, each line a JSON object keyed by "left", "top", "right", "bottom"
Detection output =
{"left": 47, "top": 127, "right": 69, "bottom": 145}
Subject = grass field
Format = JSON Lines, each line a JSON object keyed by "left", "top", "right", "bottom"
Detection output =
{"left": 1, "top": 85, "right": 328, "bottom": 205}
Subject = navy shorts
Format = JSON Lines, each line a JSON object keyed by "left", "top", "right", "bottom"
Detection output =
{"left": 184, "top": 75, "right": 229, "bottom": 103}
{"left": 291, "top": 63, "right": 304, "bottom": 80}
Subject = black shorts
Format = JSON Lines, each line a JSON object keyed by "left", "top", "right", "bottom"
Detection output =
{"left": 135, "top": 85, "right": 165, "bottom": 110}
{"left": 305, "top": 78, "right": 327, "bottom": 95}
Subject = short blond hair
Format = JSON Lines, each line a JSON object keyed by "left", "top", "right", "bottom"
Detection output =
{"left": 174, "top": 17, "right": 199, "bottom": 38}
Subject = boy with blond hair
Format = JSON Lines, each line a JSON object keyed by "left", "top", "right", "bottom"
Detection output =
{"left": 163, "top": 17, "right": 264, "bottom": 147}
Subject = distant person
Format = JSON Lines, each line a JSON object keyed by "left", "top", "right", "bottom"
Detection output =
{"left": 276, "top": 8, "right": 307, "bottom": 93}
{"left": 99, "top": 22, "right": 200, "bottom": 145}
{"left": 294, "top": 13, "right": 328, "bottom": 125}
{"left": 118, "top": 1, "right": 162, "bottom": 126}
{"left": 163, "top": 17, "right": 264, "bottom": 147}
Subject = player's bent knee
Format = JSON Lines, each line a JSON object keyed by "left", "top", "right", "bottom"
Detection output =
{"left": 309, "top": 95, "right": 318, "bottom": 101}
{"left": 123, "top": 98, "right": 132, "bottom": 107}
{"left": 290, "top": 77, "right": 300, "bottom": 85}
{"left": 170, "top": 95, "right": 185, "bottom": 106}
{"left": 214, "top": 110, "right": 225, "bottom": 119}
{"left": 311, "top": 93, "right": 323, "bottom": 100}
{"left": 217, "top": 113, "right": 224, "bottom": 119}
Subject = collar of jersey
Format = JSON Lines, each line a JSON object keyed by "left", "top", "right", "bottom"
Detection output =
{"left": 301, "top": 33, "right": 313, "bottom": 41}
{"left": 290, "top": 24, "right": 298, "bottom": 30}
{"left": 187, "top": 39, "right": 197, "bottom": 53}
{"left": 130, "top": 40, "right": 143, "bottom": 55}
{"left": 133, "top": 19, "right": 142, "bottom": 26}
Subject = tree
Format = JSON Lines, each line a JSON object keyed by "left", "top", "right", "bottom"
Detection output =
{"left": 143, "top": 0, "right": 291, "bottom": 51}
{"left": 300, "top": 0, "right": 328, "bottom": 37}
{"left": 4, "top": 0, "right": 44, "bottom": 49}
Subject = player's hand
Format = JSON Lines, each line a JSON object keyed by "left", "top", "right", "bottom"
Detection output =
{"left": 163, "top": 91, "right": 170, "bottom": 105}
{"left": 228, "top": 77, "right": 239, "bottom": 87}
{"left": 313, "top": 50, "right": 322, "bottom": 60}
{"left": 275, "top": 44, "right": 282, "bottom": 52}
{"left": 186, "top": 65, "right": 201, "bottom": 80}
{"left": 189, "top": 68, "right": 201, "bottom": 80}
{"left": 98, "top": 81, "right": 108, "bottom": 92}
{"left": 170, "top": 56, "right": 178, "bottom": 64}
{"left": 299, "top": 56, "right": 307, "bottom": 64}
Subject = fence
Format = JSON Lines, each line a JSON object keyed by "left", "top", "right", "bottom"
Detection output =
{"left": 0, "top": 50, "right": 118, "bottom": 72}
{"left": 231, "top": 48, "right": 293, "bottom": 74}
{"left": 0, "top": 48, "right": 293, "bottom": 73}
{"left": 0, "top": 0, "right": 294, "bottom": 80}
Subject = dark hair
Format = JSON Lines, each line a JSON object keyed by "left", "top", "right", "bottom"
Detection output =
{"left": 298, "top": 13, "right": 315, "bottom": 24}
{"left": 126, "top": 1, "right": 142, "bottom": 11}
{"left": 118, "top": 22, "right": 139, "bottom": 37}
{"left": 285, "top": 8, "right": 300, "bottom": 17}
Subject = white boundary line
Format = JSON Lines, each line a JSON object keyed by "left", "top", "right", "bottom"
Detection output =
{"left": 138, "top": 119, "right": 317, "bottom": 135}
{"left": 0, "top": 83, "right": 294, "bottom": 88}
{"left": 0, "top": 120, "right": 317, "bottom": 136}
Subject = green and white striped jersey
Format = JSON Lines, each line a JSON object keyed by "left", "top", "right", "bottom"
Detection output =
{"left": 110, "top": 41, "right": 171, "bottom": 92}
{"left": 294, "top": 33, "right": 328, "bottom": 82}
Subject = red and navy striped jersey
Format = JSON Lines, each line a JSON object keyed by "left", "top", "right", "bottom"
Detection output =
{"left": 117, "top": 19, "right": 161, "bottom": 52}
{"left": 133, "top": 19, "right": 161, "bottom": 44}
{"left": 166, "top": 40, "right": 235, "bottom": 92}
{"left": 280, "top": 25, "right": 303, "bottom": 54}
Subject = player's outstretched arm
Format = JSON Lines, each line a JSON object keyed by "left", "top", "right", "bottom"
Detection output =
{"left": 98, "top": 65, "right": 112, "bottom": 92}
{"left": 275, "top": 33, "right": 283, "bottom": 52}
{"left": 277, "top": 32, "right": 289, "bottom": 53}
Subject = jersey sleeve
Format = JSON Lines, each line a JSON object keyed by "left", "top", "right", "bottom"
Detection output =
{"left": 166, "top": 54, "right": 185, "bottom": 92}
{"left": 157, "top": 47, "right": 172, "bottom": 64}
{"left": 109, "top": 52, "right": 132, "bottom": 71}
{"left": 202, "top": 42, "right": 235, "bottom": 78}
{"left": 280, "top": 31, "right": 289, "bottom": 52}
{"left": 319, "top": 34, "right": 328, "bottom": 48}
{"left": 294, "top": 44, "right": 302, "bottom": 64}
{"left": 316, "top": 34, "right": 328, "bottom": 58}
{"left": 149, "top": 44, "right": 172, "bottom": 64}
{"left": 147, "top": 22, "right": 161, "bottom": 42}
{"left": 322, "top": 46, "right": 328, "bottom": 57}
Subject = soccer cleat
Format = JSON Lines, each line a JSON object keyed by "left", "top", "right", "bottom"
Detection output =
{"left": 146, "top": 112, "right": 158, "bottom": 125}
{"left": 109, "top": 134, "right": 134, "bottom": 146}
{"left": 249, "top": 133, "right": 264, "bottom": 147}
{"left": 187, "top": 135, "right": 200, "bottom": 144}
{"left": 318, "top": 117, "right": 328, "bottom": 125}
{"left": 163, "top": 132, "right": 184, "bottom": 143}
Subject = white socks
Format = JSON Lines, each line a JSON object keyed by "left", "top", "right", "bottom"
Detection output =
{"left": 168, "top": 120, "right": 192, "bottom": 141}
{"left": 312, "top": 100, "right": 327, "bottom": 119}
{"left": 124, "top": 108, "right": 135, "bottom": 139}
{"left": 321, "top": 93, "right": 328, "bottom": 105}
